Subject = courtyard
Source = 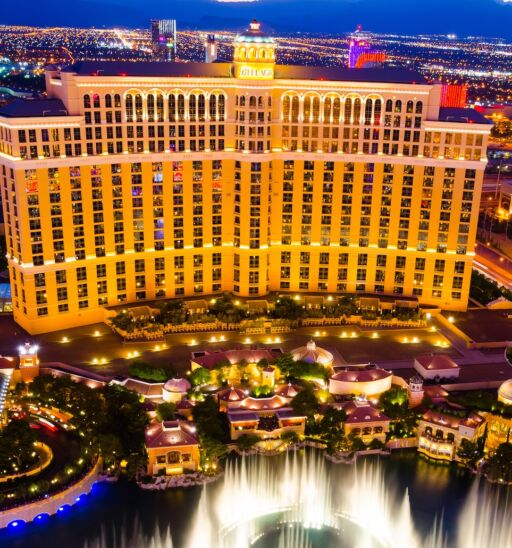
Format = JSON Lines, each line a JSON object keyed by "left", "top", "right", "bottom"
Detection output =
{"left": 0, "top": 316, "right": 456, "bottom": 379}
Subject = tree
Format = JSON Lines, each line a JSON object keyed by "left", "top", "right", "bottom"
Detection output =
{"left": 209, "top": 293, "right": 246, "bottom": 324}
{"left": 128, "top": 361, "right": 170, "bottom": 382}
{"left": 192, "top": 396, "right": 228, "bottom": 442}
{"left": 281, "top": 430, "right": 300, "bottom": 444}
{"left": 252, "top": 385, "right": 273, "bottom": 398}
{"left": 319, "top": 407, "right": 347, "bottom": 431}
{"left": 0, "top": 419, "right": 38, "bottom": 471}
{"left": 236, "top": 434, "right": 260, "bottom": 451}
{"left": 368, "top": 438, "right": 385, "bottom": 450}
{"left": 379, "top": 388, "right": 409, "bottom": 419}
{"left": 487, "top": 442, "right": 512, "bottom": 483}
{"left": 98, "top": 434, "right": 124, "bottom": 467}
{"left": 188, "top": 367, "right": 212, "bottom": 387}
{"left": 155, "top": 299, "right": 187, "bottom": 325}
{"left": 271, "top": 297, "right": 304, "bottom": 320}
{"left": 291, "top": 387, "right": 319, "bottom": 418}
{"left": 348, "top": 432, "right": 367, "bottom": 452}
{"left": 156, "top": 402, "right": 176, "bottom": 422}
{"left": 457, "top": 438, "right": 483, "bottom": 468}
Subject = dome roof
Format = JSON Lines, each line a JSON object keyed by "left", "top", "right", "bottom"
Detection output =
{"left": 234, "top": 20, "right": 275, "bottom": 44}
{"left": 331, "top": 367, "right": 391, "bottom": 383}
{"left": 218, "top": 386, "right": 247, "bottom": 402}
{"left": 292, "top": 340, "right": 333, "bottom": 366}
{"left": 163, "top": 378, "right": 191, "bottom": 394}
{"left": 276, "top": 383, "right": 301, "bottom": 399}
{"left": 498, "top": 379, "right": 512, "bottom": 404}
{"left": 409, "top": 374, "right": 423, "bottom": 385}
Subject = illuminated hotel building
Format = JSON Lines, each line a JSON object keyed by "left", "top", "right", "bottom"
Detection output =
{"left": 0, "top": 20, "right": 491, "bottom": 334}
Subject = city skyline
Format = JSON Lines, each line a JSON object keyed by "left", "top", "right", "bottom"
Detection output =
{"left": 2, "top": 0, "right": 512, "bottom": 38}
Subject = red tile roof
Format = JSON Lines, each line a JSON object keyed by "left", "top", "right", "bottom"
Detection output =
{"left": 145, "top": 420, "right": 198, "bottom": 449}
{"left": 415, "top": 354, "right": 459, "bottom": 370}
{"left": 192, "top": 349, "right": 276, "bottom": 370}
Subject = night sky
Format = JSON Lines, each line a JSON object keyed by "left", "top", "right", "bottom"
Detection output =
{"left": 2, "top": 0, "right": 512, "bottom": 38}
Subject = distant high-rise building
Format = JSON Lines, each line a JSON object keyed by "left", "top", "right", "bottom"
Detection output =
{"left": 205, "top": 34, "right": 218, "bottom": 63}
{"left": 348, "top": 25, "right": 371, "bottom": 69}
{"left": 151, "top": 19, "right": 177, "bottom": 61}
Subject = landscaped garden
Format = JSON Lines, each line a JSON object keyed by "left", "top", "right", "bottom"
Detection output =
{"left": 0, "top": 375, "right": 149, "bottom": 509}
{"left": 107, "top": 293, "right": 425, "bottom": 341}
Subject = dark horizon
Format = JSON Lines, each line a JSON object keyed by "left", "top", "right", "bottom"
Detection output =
{"left": 2, "top": 0, "right": 512, "bottom": 39}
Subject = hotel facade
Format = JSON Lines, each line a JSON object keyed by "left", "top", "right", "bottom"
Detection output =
{"left": 0, "top": 21, "right": 491, "bottom": 334}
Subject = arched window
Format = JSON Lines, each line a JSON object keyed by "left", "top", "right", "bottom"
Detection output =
{"left": 268, "top": 96, "right": 272, "bottom": 108}
{"left": 344, "top": 98, "right": 352, "bottom": 122}
{"left": 333, "top": 97, "right": 341, "bottom": 124}
{"left": 83, "top": 95, "right": 91, "bottom": 109}
{"left": 260, "top": 49, "right": 266, "bottom": 59}
{"left": 353, "top": 98, "right": 362, "bottom": 124}
{"left": 218, "top": 95, "right": 225, "bottom": 121}
{"left": 282, "top": 96, "right": 291, "bottom": 123}
{"left": 93, "top": 94, "right": 100, "bottom": 108}
{"left": 114, "top": 94, "right": 121, "bottom": 108}
{"left": 156, "top": 94, "right": 164, "bottom": 122}
{"left": 198, "top": 94, "right": 205, "bottom": 122}
{"left": 240, "top": 96, "right": 246, "bottom": 107}
{"left": 385, "top": 99, "right": 393, "bottom": 113}
{"left": 304, "top": 96, "right": 312, "bottom": 122}
{"left": 394, "top": 100, "right": 402, "bottom": 113}
{"left": 258, "top": 96, "right": 264, "bottom": 108}
{"left": 249, "top": 96, "right": 257, "bottom": 108}
{"left": 134, "top": 94, "right": 143, "bottom": 122}
{"left": 406, "top": 100, "right": 414, "bottom": 114}
{"left": 312, "top": 96, "right": 320, "bottom": 123}
{"left": 105, "top": 94, "right": 112, "bottom": 108}
{"left": 189, "top": 94, "right": 197, "bottom": 122}
{"left": 125, "top": 95, "right": 133, "bottom": 122}
{"left": 291, "top": 96, "right": 299, "bottom": 123}
{"left": 168, "top": 94, "right": 176, "bottom": 122}
{"left": 324, "top": 97, "right": 332, "bottom": 122}
{"left": 364, "top": 98, "right": 373, "bottom": 125}
{"left": 210, "top": 94, "right": 217, "bottom": 121}
{"left": 147, "top": 94, "right": 155, "bottom": 121}
{"left": 374, "top": 99, "right": 382, "bottom": 125}
{"left": 177, "top": 94, "right": 185, "bottom": 122}
{"left": 415, "top": 101, "right": 423, "bottom": 114}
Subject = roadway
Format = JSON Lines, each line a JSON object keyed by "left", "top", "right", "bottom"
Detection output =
{"left": 474, "top": 242, "right": 512, "bottom": 290}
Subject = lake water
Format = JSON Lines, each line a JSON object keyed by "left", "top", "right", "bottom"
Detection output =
{"left": 1, "top": 450, "right": 510, "bottom": 548}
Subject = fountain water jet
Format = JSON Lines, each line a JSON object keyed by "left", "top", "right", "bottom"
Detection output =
{"left": 187, "top": 452, "right": 423, "bottom": 548}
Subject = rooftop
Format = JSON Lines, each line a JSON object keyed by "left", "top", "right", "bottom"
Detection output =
{"left": 438, "top": 107, "right": 491, "bottom": 125}
{"left": 415, "top": 354, "right": 459, "bottom": 371}
{"left": 342, "top": 400, "right": 390, "bottom": 424}
{"left": 0, "top": 98, "right": 68, "bottom": 118}
{"left": 331, "top": 364, "right": 392, "bottom": 383}
{"left": 57, "top": 60, "right": 428, "bottom": 86}
{"left": 145, "top": 420, "right": 198, "bottom": 448}
{"left": 192, "top": 348, "right": 278, "bottom": 370}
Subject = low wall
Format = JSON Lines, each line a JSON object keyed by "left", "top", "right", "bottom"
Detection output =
{"left": 0, "top": 458, "right": 102, "bottom": 529}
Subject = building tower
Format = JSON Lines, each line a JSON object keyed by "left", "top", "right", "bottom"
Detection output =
{"left": 348, "top": 25, "right": 371, "bottom": 68}
{"left": 408, "top": 374, "right": 424, "bottom": 408}
{"left": 205, "top": 34, "right": 218, "bottom": 63}
{"left": 151, "top": 19, "right": 177, "bottom": 62}
{"left": 233, "top": 19, "right": 276, "bottom": 79}
{"left": 18, "top": 342, "right": 40, "bottom": 383}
